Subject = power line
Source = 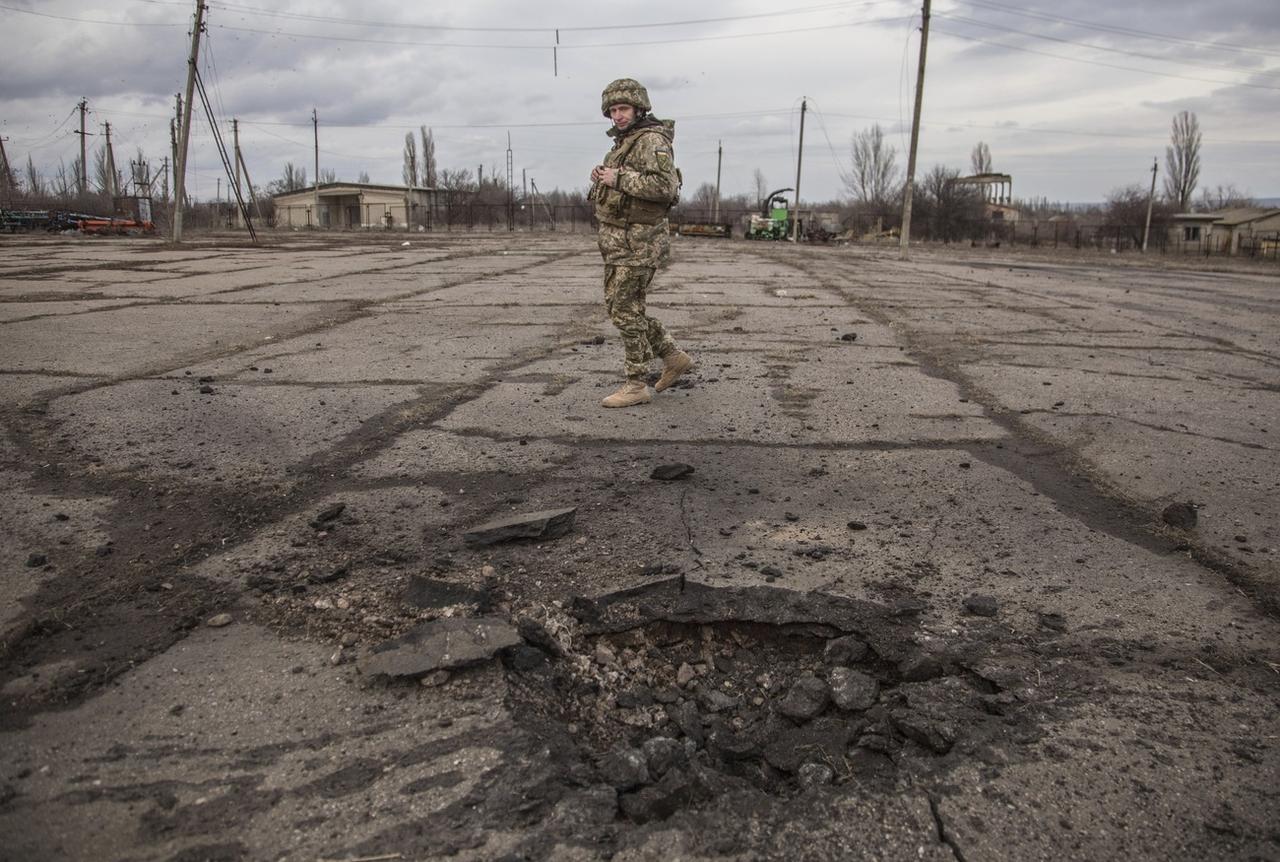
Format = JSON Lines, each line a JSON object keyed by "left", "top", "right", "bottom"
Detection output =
{"left": 0, "top": 2, "right": 177, "bottom": 27}
{"left": 933, "top": 27, "right": 1280, "bottom": 92}
{"left": 934, "top": 12, "right": 1280, "bottom": 79}
{"left": 959, "top": 0, "right": 1280, "bottom": 61}
{"left": 205, "top": 0, "right": 885, "bottom": 33}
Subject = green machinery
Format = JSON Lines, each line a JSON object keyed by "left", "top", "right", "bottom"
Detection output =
{"left": 745, "top": 187, "right": 793, "bottom": 240}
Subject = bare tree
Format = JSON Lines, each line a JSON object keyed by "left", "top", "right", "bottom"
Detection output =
{"left": 438, "top": 168, "right": 473, "bottom": 191}
{"left": 281, "top": 162, "right": 307, "bottom": 191}
{"left": 319, "top": 168, "right": 337, "bottom": 184}
{"left": 403, "top": 133, "right": 417, "bottom": 187}
{"left": 914, "top": 164, "right": 986, "bottom": 241}
{"left": 420, "top": 126, "right": 437, "bottom": 187}
{"left": 1197, "top": 183, "right": 1255, "bottom": 211}
{"left": 25, "top": 155, "right": 44, "bottom": 197}
{"left": 53, "top": 159, "right": 76, "bottom": 198}
{"left": 848, "top": 124, "right": 900, "bottom": 214}
{"left": 753, "top": 169, "right": 767, "bottom": 208}
{"left": 356, "top": 170, "right": 370, "bottom": 184}
{"left": 1163, "top": 111, "right": 1200, "bottom": 211}
{"left": 93, "top": 145, "right": 113, "bottom": 194}
{"left": 1107, "top": 183, "right": 1175, "bottom": 246}
{"left": 970, "top": 141, "right": 992, "bottom": 174}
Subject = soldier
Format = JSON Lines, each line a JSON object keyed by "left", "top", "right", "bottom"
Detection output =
{"left": 589, "top": 78, "right": 694, "bottom": 408}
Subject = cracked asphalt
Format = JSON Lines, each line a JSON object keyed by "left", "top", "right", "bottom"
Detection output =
{"left": 0, "top": 231, "right": 1277, "bottom": 861}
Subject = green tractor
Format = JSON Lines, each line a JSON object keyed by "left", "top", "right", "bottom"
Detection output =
{"left": 745, "top": 187, "right": 793, "bottom": 240}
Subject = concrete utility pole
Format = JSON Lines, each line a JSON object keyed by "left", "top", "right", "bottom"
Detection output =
{"left": 312, "top": 108, "right": 320, "bottom": 228}
{"left": 232, "top": 118, "right": 241, "bottom": 228}
{"left": 1142, "top": 157, "right": 1158, "bottom": 253}
{"left": 506, "top": 132, "right": 514, "bottom": 231}
{"left": 790, "top": 98, "right": 807, "bottom": 242}
{"left": 0, "top": 136, "right": 14, "bottom": 198}
{"left": 103, "top": 122, "right": 118, "bottom": 197}
{"left": 173, "top": 0, "right": 206, "bottom": 242}
{"left": 899, "top": 0, "right": 931, "bottom": 259}
{"left": 161, "top": 156, "right": 169, "bottom": 203}
{"left": 75, "top": 98, "right": 88, "bottom": 196}
{"left": 714, "top": 140, "right": 722, "bottom": 223}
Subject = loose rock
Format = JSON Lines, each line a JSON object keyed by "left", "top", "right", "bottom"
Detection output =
{"left": 650, "top": 464, "right": 695, "bottom": 481}
{"left": 898, "top": 653, "right": 944, "bottom": 682}
{"left": 600, "top": 747, "right": 650, "bottom": 791}
{"left": 357, "top": 616, "right": 521, "bottom": 679}
{"left": 25, "top": 553, "right": 47, "bottom": 568}
{"left": 828, "top": 667, "right": 879, "bottom": 711}
{"left": 641, "top": 736, "right": 685, "bottom": 778}
{"left": 309, "top": 503, "right": 346, "bottom": 530}
{"left": 206, "top": 613, "right": 233, "bottom": 628}
{"left": 823, "top": 635, "right": 868, "bottom": 666}
{"left": 1161, "top": 501, "right": 1198, "bottom": 530}
{"left": 963, "top": 594, "right": 999, "bottom": 618}
{"left": 463, "top": 507, "right": 577, "bottom": 546}
{"left": 797, "top": 762, "right": 835, "bottom": 787}
{"left": 778, "top": 674, "right": 830, "bottom": 721}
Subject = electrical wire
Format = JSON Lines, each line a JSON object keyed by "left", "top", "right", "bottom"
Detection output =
{"left": 0, "top": 2, "right": 177, "bottom": 27}
{"left": 934, "top": 12, "right": 1280, "bottom": 79}
{"left": 204, "top": 0, "right": 887, "bottom": 34}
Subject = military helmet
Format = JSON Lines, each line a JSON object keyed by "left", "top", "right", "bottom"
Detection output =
{"left": 601, "top": 78, "right": 651, "bottom": 116}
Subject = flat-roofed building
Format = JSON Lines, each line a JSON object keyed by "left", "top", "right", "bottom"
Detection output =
{"left": 271, "top": 183, "right": 438, "bottom": 229}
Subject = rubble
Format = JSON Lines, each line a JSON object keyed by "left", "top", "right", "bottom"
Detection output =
{"left": 1161, "top": 501, "right": 1198, "bottom": 530}
{"left": 650, "top": 463, "right": 695, "bottom": 481}
{"left": 356, "top": 616, "right": 521, "bottom": 679}
{"left": 963, "top": 594, "right": 999, "bottom": 617}
{"left": 463, "top": 507, "right": 577, "bottom": 546}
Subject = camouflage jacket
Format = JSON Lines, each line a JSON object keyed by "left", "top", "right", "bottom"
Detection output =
{"left": 591, "top": 118, "right": 679, "bottom": 228}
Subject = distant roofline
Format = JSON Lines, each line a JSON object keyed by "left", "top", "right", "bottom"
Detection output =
{"left": 272, "top": 182, "right": 438, "bottom": 199}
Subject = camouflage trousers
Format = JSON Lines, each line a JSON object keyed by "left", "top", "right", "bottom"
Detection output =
{"left": 603, "top": 264, "right": 677, "bottom": 378}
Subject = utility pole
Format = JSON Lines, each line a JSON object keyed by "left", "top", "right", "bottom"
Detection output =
{"left": 506, "top": 132, "right": 514, "bottom": 231}
{"left": 1142, "top": 157, "right": 1158, "bottom": 253}
{"left": 477, "top": 164, "right": 483, "bottom": 188}
{"left": 899, "top": 0, "right": 931, "bottom": 259}
{"left": 173, "top": 0, "right": 206, "bottom": 242}
{"left": 103, "top": 122, "right": 118, "bottom": 198}
{"left": 232, "top": 118, "right": 241, "bottom": 228}
{"left": 523, "top": 168, "right": 530, "bottom": 230}
{"left": 161, "top": 156, "right": 170, "bottom": 203}
{"left": 713, "top": 140, "right": 722, "bottom": 223}
{"left": 312, "top": 108, "right": 320, "bottom": 228}
{"left": 0, "top": 136, "right": 14, "bottom": 199}
{"left": 75, "top": 98, "right": 88, "bottom": 196}
{"left": 790, "top": 98, "right": 807, "bottom": 242}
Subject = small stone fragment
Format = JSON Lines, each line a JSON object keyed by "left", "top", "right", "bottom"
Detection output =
{"left": 600, "top": 747, "right": 650, "bottom": 791}
{"left": 641, "top": 736, "right": 685, "bottom": 778}
{"left": 676, "top": 662, "right": 697, "bottom": 687}
{"left": 839, "top": 332, "right": 858, "bottom": 342}
{"left": 828, "top": 667, "right": 879, "bottom": 711}
{"left": 891, "top": 710, "right": 956, "bottom": 754}
{"left": 357, "top": 616, "right": 521, "bottom": 678}
{"left": 594, "top": 643, "right": 618, "bottom": 666}
{"left": 1038, "top": 611, "right": 1068, "bottom": 632}
{"left": 650, "top": 463, "right": 694, "bottom": 481}
{"left": 25, "top": 553, "right": 48, "bottom": 568}
{"left": 309, "top": 503, "right": 346, "bottom": 529}
{"left": 797, "top": 762, "right": 835, "bottom": 787}
{"left": 898, "top": 653, "right": 944, "bottom": 682}
{"left": 963, "top": 594, "right": 999, "bottom": 618}
{"left": 846, "top": 521, "right": 868, "bottom": 531}
{"left": 419, "top": 669, "right": 450, "bottom": 687}
{"left": 778, "top": 674, "right": 830, "bottom": 721}
{"left": 206, "top": 613, "right": 233, "bottom": 628}
{"left": 1161, "top": 502, "right": 1197, "bottom": 530}
{"left": 823, "top": 635, "right": 868, "bottom": 666}
{"left": 198, "top": 385, "right": 214, "bottom": 395}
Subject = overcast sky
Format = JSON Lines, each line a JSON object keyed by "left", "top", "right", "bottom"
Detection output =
{"left": 3, "top": 0, "right": 1278, "bottom": 205}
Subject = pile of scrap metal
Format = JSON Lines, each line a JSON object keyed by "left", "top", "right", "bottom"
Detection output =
{"left": 673, "top": 220, "right": 732, "bottom": 238}
{"left": 0, "top": 208, "right": 155, "bottom": 235}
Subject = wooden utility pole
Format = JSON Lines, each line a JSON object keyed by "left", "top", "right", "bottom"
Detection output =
{"left": 1142, "top": 157, "right": 1158, "bottom": 253}
{"left": 312, "top": 108, "right": 320, "bottom": 228}
{"left": 173, "top": 0, "right": 206, "bottom": 242}
{"left": 506, "top": 132, "right": 514, "bottom": 231}
{"left": 714, "top": 140, "right": 722, "bottom": 223}
{"left": 899, "top": 0, "right": 931, "bottom": 258}
{"left": 790, "top": 99, "right": 807, "bottom": 242}
{"left": 232, "top": 118, "right": 241, "bottom": 228}
{"left": 75, "top": 98, "right": 88, "bottom": 196}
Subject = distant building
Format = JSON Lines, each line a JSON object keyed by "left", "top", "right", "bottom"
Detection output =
{"left": 1170, "top": 207, "right": 1280, "bottom": 255}
{"left": 955, "top": 173, "right": 1020, "bottom": 223}
{"left": 271, "top": 182, "right": 439, "bottom": 229}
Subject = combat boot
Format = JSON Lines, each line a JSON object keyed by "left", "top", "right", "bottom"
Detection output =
{"left": 601, "top": 379, "right": 651, "bottom": 408}
{"left": 654, "top": 350, "right": 694, "bottom": 392}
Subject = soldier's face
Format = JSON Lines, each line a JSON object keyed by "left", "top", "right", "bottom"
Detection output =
{"left": 609, "top": 104, "right": 636, "bottom": 131}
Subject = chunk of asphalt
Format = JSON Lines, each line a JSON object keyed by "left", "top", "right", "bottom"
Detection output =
{"left": 404, "top": 574, "right": 489, "bottom": 609}
{"left": 778, "top": 674, "right": 830, "bottom": 721}
{"left": 356, "top": 616, "right": 521, "bottom": 679}
{"left": 764, "top": 717, "right": 855, "bottom": 773}
{"left": 824, "top": 635, "right": 869, "bottom": 666}
{"left": 963, "top": 594, "right": 999, "bottom": 618}
{"left": 309, "top": 502, "right": 346, "bottom": 530}
{"left": 828, "top": 667, "right": 880, "bottom": 711}
{"left": 463, "top": 507, "right": 577, "bottom": 546}
{"left": 650, "top": 463, "right": 695, "bottom": 481}
{"left": 599, "top": 747, "right": 650, "bottom": 791}
{"left": 1161, "top": 501, "right": 1198, "bottom": 530}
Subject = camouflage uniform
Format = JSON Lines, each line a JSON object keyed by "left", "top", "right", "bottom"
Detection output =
{"left": 591, "top": 98, "right": 682, "bottom": 380}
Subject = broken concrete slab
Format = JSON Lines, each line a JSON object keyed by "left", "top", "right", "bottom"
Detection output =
{"left": 404, "top": 575, "right": 491, "bottom": 610}
{"left": 650, "top": 463, "right": 694, "bottom": 481}
{"left": 357, "top": 616, "right": 522, "bottom": 679}
{"left": 462, "top": 507, "right": 577, "bottom": 546}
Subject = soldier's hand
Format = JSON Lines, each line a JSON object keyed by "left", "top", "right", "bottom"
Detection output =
{"left": 597, "top": 167, "right": 619, "bottom": 188}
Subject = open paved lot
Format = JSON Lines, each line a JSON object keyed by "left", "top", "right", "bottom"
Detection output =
{"left": 1, "top": 232, "right": 1277, "bottom": 861}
